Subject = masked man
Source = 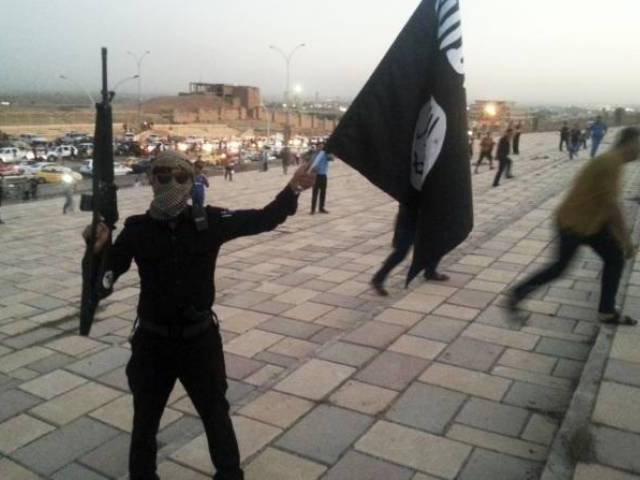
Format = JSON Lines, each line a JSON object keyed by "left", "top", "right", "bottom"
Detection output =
{"left": 85, "top": 151, "right": 315, "bottom": 480}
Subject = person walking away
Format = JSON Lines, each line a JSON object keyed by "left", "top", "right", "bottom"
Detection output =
{"left": 474, "top": 132, "right": 495, "bottom": 173}
{"left": 223, "top": 155, "right": 234, "bottom": 182}
{"left": 310, "top": 143, "right": 330, "bottom": 214}
{"left": 29, "top": 177, "right": 38, "bottom": 200}
{"left": 581, "top": 128, "right": 589, "bottom": 150}
{"left": 371, "top": 202, "right": 449, "bottom": 296}
{"left": 281, "top": 146, "right": 290, "bottom": 175}
{"left": 590, "top": 116, "right": 608, "bottom": 158}
{"left": 560, "top": 122, "right": 570, "bottom": 151}
{"left": 569, "top": 124, "right": 582, "bottom": 160}
{"left": 62, "top": 177, "right": 75, "bottom": 214}
{"left": 83, "top": 151, "right": 316, "bottom": 480}
{"left": 492, "top": 128, "right": 514, "bottom": 187}
{"left": 191, "top": 160, "right": 209, "bottom": 209}
{"left": 509, "top": 127, "right": 640, "bottom": 325}
{"left": 513, "top": 123, "right": 522, "bottom": 155}
{"left": 261, "top": 147, "right": 270, "bottom": 172}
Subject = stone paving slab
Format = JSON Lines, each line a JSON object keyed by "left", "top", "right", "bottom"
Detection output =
{"left": 1, "top": 131, "right": 640, "bottom": 479}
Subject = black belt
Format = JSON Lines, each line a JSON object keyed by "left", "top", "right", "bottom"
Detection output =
{"left": 138, "top": 315, "right": 216, "bottom": 339}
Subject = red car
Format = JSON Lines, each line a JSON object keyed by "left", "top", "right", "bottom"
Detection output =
{"left": 0, "top": 162, "right": 22, "bottom": 176}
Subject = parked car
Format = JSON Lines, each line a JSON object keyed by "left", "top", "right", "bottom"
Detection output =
{"left": 130, "top": 158, "right": 152, "bottom": 174}
{"left": 115, "top": 141, "right": 143, "bottom": 157}
{"left": 61, "top": 132, "right": 91, "bottom": 145}
{"left": 79, "top": 159, "right": 132, "bottom": 177}
{"left": 0, "top": 162, "right": 23, "bottom": 176}
{"left": 0, "top": 147, "right": 34, "bottom": 162}
{"left": 17, "top": 161, "right": 49, "bottom": 175}
{"left": 46, "top": 145, "right": 78, "bottom": 161}
{"left": 144, "top": 142, "right": 165, "bottom": 155}
{"left": 76, "top": 143, "right": 94, "bottom": 158}
{"left": 35, "top": 165, "right": 82, "bottom": 184}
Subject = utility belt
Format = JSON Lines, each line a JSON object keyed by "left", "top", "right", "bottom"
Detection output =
{"left": 135, "top": 308, "right": 219, "bottom": 340}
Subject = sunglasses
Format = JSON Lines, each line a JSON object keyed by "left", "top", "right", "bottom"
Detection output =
{"left": 151, "top": 167, "right": 191, "bottom": 185}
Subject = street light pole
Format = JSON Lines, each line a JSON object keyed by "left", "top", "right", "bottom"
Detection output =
{"left": 59, "top": 75, "right": 96, "bottom": 107}
{"left": 269, "top": 43, "right": 306, "bottom": 105}
{"left": 269, "top": 43, "right": 306, "bottom": 148}
{"left": 127, "top": 50, "right": 151, "bottom": 128}
{"left": 112, "top": 74, "right": 139, "bottom": 96}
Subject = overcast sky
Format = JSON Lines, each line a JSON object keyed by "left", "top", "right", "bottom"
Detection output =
{"left": 2, "top": 0, "right": 639, "bottom": 105}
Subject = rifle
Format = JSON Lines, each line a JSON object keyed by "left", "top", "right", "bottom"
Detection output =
{"left": 79, "top": 47, "right": 119, "bottom": 336}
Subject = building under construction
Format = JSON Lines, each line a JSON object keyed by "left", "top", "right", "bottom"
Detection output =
{"left": 183, "top": 83, "right": 261, "bottom": 111}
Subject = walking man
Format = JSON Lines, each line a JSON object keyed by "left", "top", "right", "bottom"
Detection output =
{"left": 371, "top": 202, "right": 449, "bottom": 296}
{"left": 261, "top": 146, "right": 270, "bottom": 172}
{"left": 492, "top": 128, "right": 514, "bottom": 187}
{"left": 62, "top": 177, "right": 75, "bottom": 214}
{"left": 281, "top": 146, "right": 290, "bottom": 175}
{"left": 474, "top": 132, "right": 495, "bottom": 173}
{"left": 84, "top": 151, "right": 316, "bottom": 480}
{"left": 223, "top": 155, "right": 234, "bottom": 181}
{"left": 568, "top": 124, "right": 582, "bottom": 160}
{"left": 513, "top": 123, "right": 522, "bottom": 155}
{"left": 191, "top": 160, "right": 209, "bottom": 208}
{"left": 310, "top": 143, "right": 330, "bottom": 214}
{"left": 509, "top": 127, "right": 640, "bottom": 325}
{"left": 559, "top": 122, "right": 570, "bottom": 151}
{"left": 590, "top": 116, "right": 609, "bottom": 158}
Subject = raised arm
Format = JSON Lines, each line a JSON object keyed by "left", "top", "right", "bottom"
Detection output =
{"left": 218, "top": 162, "right": 315, "bottom": 243}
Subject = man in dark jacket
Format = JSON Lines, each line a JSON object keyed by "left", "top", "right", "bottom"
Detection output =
{"left": 512, "top": 123, "right": 522, "bottom": 155}
{"left": 492, "top": 128, "right": 514, "bottom": 188}
{"left": 559, "top": 122, "right": 570, "bottom": 151}
{"left": 86, "top": 151, "right": 315, "bottom": 480}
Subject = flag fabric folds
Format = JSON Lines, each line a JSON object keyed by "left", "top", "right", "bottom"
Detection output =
{"left": 325, "top": 0, "right": 473, "bottom": 283}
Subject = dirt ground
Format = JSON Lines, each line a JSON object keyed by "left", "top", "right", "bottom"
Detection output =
{"left": 1, "top": 123, "right": 243, "bottom": 142}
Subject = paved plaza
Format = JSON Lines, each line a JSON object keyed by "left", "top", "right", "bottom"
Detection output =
{"left": 1, "top": 131, "right": 640, "bottom": 479}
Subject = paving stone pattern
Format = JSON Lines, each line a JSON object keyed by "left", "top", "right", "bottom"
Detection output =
{"left": 0, "top": 131, "right": 638, "bottom": 479}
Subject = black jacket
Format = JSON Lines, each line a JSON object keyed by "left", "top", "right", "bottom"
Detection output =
{"left": 106, "top": 186, "right": 298, "bottom": 325}
{"left": 496, "top": 136, "right": 511, "bottom": 159}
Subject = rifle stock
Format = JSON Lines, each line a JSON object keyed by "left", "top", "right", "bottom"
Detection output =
{"left": 79, "top": 48, "right": 119, "bottom": 336}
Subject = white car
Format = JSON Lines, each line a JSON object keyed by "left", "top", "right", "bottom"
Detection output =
{"left": 17, "top": 161, "right": 49, "bottom": 175}
{"left": 79, "top": 159, "right": 133, "bottom": 176}
{"left": 0, "top": 147, "right": 35, "bottom": 162}
{"left": 46, "top": 145, "right": 78, "bottom": 161}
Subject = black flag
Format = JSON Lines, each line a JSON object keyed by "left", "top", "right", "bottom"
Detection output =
{"left": 325, "top": 0, "right": 473, "bottom": 283}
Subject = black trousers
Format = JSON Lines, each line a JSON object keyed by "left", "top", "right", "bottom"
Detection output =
{"left": 513, "top": 134, "right": 521, "bottom": 155}
{"left": 475, "top": 151, "right": 493, "bottom": 171}
{"left": 513, "top": 227, "right": 624, "bottom": 314}
{"left": 224, "top": 167, "right": 233, "bottom": 181}
{"left": 559, "top": 138, "right": 568, "bottom": 151}
{"left": 492, "top": 156, "right": 513, "bottom": 186}
{"left": 373, "top": 233, "right": 440, "bottom": 284}
{"left": 311, "top": 174, "right": 327, "bottom": 212}
{"left": 127, "top": 325, "right": 243, "bottom": 480}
